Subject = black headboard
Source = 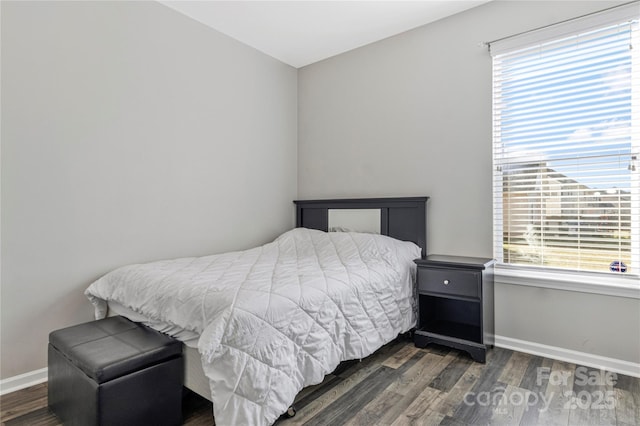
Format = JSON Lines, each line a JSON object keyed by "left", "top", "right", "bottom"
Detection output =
{"left": 294, "top": 197, "right": 428, "bottom": 258}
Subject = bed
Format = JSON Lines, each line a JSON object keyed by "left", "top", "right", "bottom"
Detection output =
{"left": 85, "top": 197, "right": 428, "bottom": 426}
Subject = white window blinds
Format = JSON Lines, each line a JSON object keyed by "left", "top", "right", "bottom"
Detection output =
{"left": 491, "top": 3, "right": 640, "bottom": 276}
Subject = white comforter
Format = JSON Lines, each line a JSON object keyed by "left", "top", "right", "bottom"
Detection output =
{"left": 85, "top": 228, "right": 420, "bottom": 426}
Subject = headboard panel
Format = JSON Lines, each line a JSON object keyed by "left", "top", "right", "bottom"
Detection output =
{"left": 294, "top": 197, "right": 429, "bottom": 258}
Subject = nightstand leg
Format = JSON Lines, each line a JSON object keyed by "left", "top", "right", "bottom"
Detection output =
{"left": 414, "top": 333, "right": 487, "bottom": 363}
{"left": 467, "top": 346, "right": 486, "bottom": 363}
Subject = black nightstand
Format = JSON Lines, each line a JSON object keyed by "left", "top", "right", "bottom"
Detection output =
{"left": 413, "top": 255, "right": 495, "bottom": 363}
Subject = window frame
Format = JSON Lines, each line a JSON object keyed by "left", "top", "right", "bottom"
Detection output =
{"left": 490, "top": 2, "right": 640, "bottom": 292}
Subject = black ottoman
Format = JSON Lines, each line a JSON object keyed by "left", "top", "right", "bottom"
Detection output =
{"left": 48, "top": 316, "right": 183, "bottom": 426}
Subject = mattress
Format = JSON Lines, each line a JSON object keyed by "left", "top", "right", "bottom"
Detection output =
{"left": 106, "top": 301, "right": 210, "bottom": 400}
{"left": 87, "top": 228, "right": 420, "bottom": 425}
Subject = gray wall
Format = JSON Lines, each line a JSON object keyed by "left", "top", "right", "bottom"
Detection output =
{"left": 2, "top": 0, "right": 638, "bottom": 381}
{"left": 1, "top": 1, "right": 297, "bottom": 379}
{"left": 298, "top": 1, "right": 640, "bottom": 364}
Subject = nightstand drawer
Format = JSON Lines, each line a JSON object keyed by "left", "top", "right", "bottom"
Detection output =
{"left": 418, "top": 268, "right": 480, "bottom": 299}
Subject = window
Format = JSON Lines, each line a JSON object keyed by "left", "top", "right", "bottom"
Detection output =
{"left": 491, "top": 3, "right": 639, "bottom": 277}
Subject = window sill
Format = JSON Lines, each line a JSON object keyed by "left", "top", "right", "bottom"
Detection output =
{"left": 494, "top": 265, "right": 640, "bottom": 299}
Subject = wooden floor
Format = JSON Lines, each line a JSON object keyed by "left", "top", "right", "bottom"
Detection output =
{"left": 2, "top": 336, "right": 638, "bottom": 425}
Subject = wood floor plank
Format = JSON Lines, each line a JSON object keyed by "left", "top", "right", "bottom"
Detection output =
{"left": 302, "top": 366, "right": 398, "bottom": 426}
{"left": 615, "top": 373, "right": 640, "bottom": 424}
{"left": 391, "top": 407, "right": 446, "bottom": 426}
{"left": 614, "top": 387, "right": 638, "bottom": 426}
{"left": 0, "top": 395, "right": 49, "bottom": 423}
{"left": 0, "top": 383, "right": 47, "bottom": 405}
{"left": 384, "top": 352, "right": 452, "bottom": 397}
{"left": 566, "top": 365, "right": 617, "bottom": 426}
{"left": 518, "top": 355, "right": 545, "bottom": 391}
{"left": 438, "top": 415, "right": 467, "bottom": 425}
{"left": 285, "top": 340, "right": 423, "bottom": 424}
{"left": 0, "top": 383, "right": 49, "bottom": 422}
{"left": 292, "top": 375, "right": 343, "bottom": 411}
{"left": 518, "top": 356, "right": 554, "bottom": 426}
{"left": 391, "top": 385, "right": 440, "bottom": 424}
{"left": 615, "top": 372, "right": 640, "bottom": 394}
{"left": 488, "top": 384, "right": 528, "bottom": 425}
{"left": 535, "top": 359, "right": 576, "bottom": 426}
{"left": 343, "top": 390, "right": 404, "bottom": 426}
{"left": 449, "top": 346, "right": 512, "bottom": 425}
{"left": 278, "top": 362, "right": 387, "bottom": 425}
{"left": 427, "top": 359, "right": 485, "bottom": 418}
{"left": 336, "top": 339, "right": 407, "bottom": 380}
{"left": 497, "top": 350, "right": 532, "bottom": 386}
{"left": 3, "top": 340, "right": 639, "bottom": 426}
{"left": 2, "top": 407, "right": 60, "bottom": 426}
{"left": 294, "top": 374, "right": 337, "bottom": 403}
{"left": 382, "top": 344, "right": 421, "bottom": 369}
{"left": 373, "top": 352, "right": 457, "bottom": 425}
{"left": 428, "top": 355, "right": 473, "bottom": 392}
{"left": 601, "top": 367, "right": 618, "bottom": 426}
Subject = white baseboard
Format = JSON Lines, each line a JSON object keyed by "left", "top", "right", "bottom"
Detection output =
{"left": 494, "top": 335, "right": 640, "bottom": 378}
{"left": 0, "top": 368, "right": 48, "bottom": 396}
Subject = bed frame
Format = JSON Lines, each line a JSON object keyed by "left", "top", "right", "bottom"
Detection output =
{"left": 163, "top": 197, "right": 429, "bottom": 402}
{"left": 294, "top": 196, "right": 429, "bottom": 258}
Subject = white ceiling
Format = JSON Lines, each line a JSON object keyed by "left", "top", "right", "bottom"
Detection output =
{"left": 161, "top": 1, "right": 489, "bottom": 68}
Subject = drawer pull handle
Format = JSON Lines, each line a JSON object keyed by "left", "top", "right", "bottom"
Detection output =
{"left": 443, "top": 280, "right": 449, "bottom": 285}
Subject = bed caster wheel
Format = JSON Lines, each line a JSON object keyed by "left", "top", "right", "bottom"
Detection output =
{"left": 286, "top": 405, "right": 296, "bottom": 418}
